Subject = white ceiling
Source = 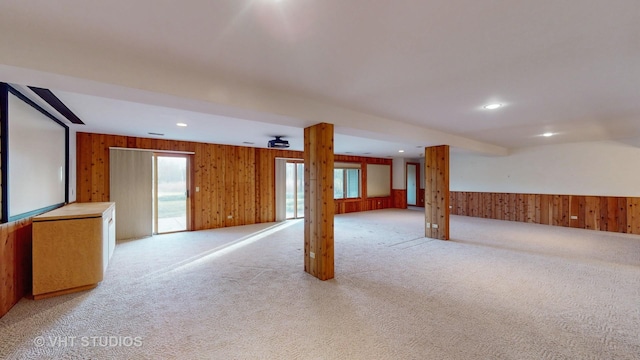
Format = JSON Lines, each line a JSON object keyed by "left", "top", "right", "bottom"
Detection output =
{"left": 0, "top": 0, "right": 639, "bottom": 158}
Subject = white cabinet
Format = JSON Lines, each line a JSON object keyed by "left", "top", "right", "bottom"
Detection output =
{"left": 101, "top": 209, "right": 116, "bottom": 274}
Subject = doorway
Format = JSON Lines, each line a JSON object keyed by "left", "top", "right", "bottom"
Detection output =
{"left": 285, "top": 161, "right": 304, "bottom": 219}
{"left": 406, "top": 162, "right": 419, "bottom": 206}
{"left": 154, "top": 154, "right": 190, "bottom": 234}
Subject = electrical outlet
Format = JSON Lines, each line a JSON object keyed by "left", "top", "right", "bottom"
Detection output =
{"left": 227, "top": 215, "right": 233, "bottom": 219}
{"left": 310, "top": 252, "right": 315, "bottom": 259}
{"left": 426, "top": 222, "right": 431, "bottom": 228}
{"left": 196, "top": 186, "right": 200, "bottom": 192}
{"left": 570, "top": 215, "right": 578, "bottom": 220}
{"left": 433, "top": 224, "right": 439, "bottom": 229}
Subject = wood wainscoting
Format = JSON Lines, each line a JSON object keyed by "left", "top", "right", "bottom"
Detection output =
{"left": 450, "top": 192, "right": 640, "bottom": 234}
{"left": 333, "top": 156, "right": 393, "bottom": 215}
{"left": 0, "top": 218, "right": 32, "bottom": 317}
{"left": 392, "top": 189, "right": 407, "bottom": 209}
{"left": 335, "top": 198, "right": 393, "bottom": 214}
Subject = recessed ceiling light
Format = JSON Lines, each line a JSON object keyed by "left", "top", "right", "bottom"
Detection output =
{"left": 398, "top": 150, "right": 405, "bottom": 153}
{"left": 484, "top": 103, "right": 502, "bottom": 110}
{"left": 542, "top": 132, "right": 554, "bottom": 137}
{"left": 176, "top": 123, "right": 187, "bottom": 127}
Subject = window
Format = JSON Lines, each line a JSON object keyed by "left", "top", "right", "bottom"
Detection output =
{"left": 334, "top": 167, "right": 360, "bottom": 199}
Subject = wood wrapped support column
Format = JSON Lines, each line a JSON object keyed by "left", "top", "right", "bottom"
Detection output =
{"left": 425, "top": 145, "right": 450, "bottom": 240}
{"left": 304, "top": 123, "right": 334, "bottom": 280}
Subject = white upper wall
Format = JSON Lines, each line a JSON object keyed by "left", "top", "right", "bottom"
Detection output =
{"left": 451, "top": 140, "right": 640, "bottom": 197}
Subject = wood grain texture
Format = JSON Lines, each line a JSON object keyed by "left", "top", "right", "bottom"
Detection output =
{"left": 425, "top": 145, "right": 449, "bottom": 240}
{"left": 392, "top": 189, "right": 407, "bottom": 209}
{"left": 335, "top": 198, "right": 393, "bottom": 214}
{"left": 77, "top": 133, "right": 393, "bottom": 226}
{"left": 0, "top": 218, "right": 32, "bottom": 317}
{"left": 627, "top": 197, "right": 640, "bottom": 234}
{"left": 303, "top": 123, "right": 334, "bottom": 281}
{"left": 424, "top": 147, "right": 433, "bottom": 238}
{"left": 78, "top": 133, "right": 305, "bottom": 231}
{"left": 334, "top": 156, "right": 393, "bottom": 215}
{"left": 450, "top": 192, "right": 639, "bottom": 235}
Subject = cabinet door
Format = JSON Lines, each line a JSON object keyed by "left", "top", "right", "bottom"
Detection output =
{"left": 102, "top": 217, "right": 110, "bottom": 274}
{"left": 108, "top": 209, "right": 116, "bottom": 260}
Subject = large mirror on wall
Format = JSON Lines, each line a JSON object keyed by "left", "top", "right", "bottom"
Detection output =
{"left": 367, "top": 164, "right": 391, "bottom": 197}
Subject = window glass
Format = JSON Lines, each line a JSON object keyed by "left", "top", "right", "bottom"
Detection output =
{"left": 346, "top": 169, "right": 360, "bottom": 198}
{"left": 334, "top": 169, "right": 345, "bottom": 199}
{"left": 334, "top": 166, "right": 360, "bottom": 199}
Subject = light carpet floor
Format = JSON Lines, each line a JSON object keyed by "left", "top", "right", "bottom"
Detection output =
{"left": 1, "top": 209, "right": 639, "bottom": 359}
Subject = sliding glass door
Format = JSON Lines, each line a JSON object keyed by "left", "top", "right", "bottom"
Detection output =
{"left": 285, "top": 162, "right": 304, "bottom": 219}
{"left": 154, "top": 154, "right": 189, "bottom": 234}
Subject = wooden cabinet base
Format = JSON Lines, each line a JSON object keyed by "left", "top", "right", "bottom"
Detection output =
{"left": 33, "top": 284, "right": 98, "bottom": 300}
{"left": 32, "top": 202, "right": 115, "bottom": 299}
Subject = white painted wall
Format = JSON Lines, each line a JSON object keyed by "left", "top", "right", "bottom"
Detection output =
{"left": 419, "top": 158, "right": 425, "bottom": 189}
{"left": 392, "top": 157, "right": 406, "bottom": 189}
{"left": 451, "top": 140, "right": 640, "bottom": 197}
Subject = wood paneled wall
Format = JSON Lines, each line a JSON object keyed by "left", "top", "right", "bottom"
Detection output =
{"left": 77, "top": 133, "right": 394, "bottom": 229}
{"left": 392, "top": 189, "right": 407, "bottom": 209}
{"left": 333, "top": 155, "right": 393, "bottom": 215}
{"left": 0, "top": 218, "right": 32, "bottom": 317}
{"left": 335, "top": 198, "right": 393, "bottom": 213}
{"left": 450, "top": 192, "right": 640, "bottom": 234}
{"left": 77, "top": 133, "right": 303, "bottom": 231}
